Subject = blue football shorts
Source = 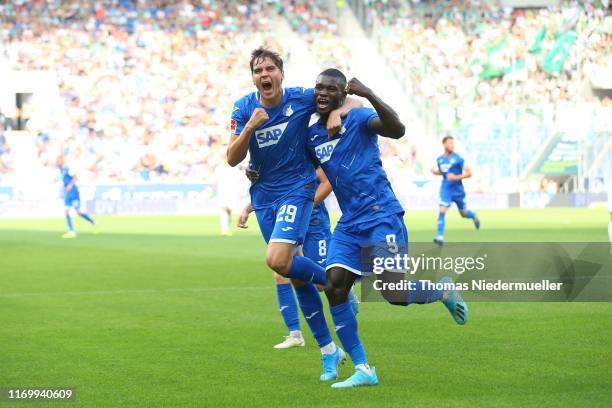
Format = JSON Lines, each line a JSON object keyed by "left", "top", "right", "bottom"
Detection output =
{"left": 255, "top": 193, "right": 314, "bottom": 246}
{"left": 326, "top": 212, "right": 408, "bottom": 277}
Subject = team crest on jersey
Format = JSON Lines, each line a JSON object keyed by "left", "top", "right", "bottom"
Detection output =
{"left": 315, "top": 139, "right": 340, "bottom": 163}
{"left": 283, "top": 104, "right": 293, "bottom": 117}
{"left": 255, "top": 122, "right": 289, "bottom": 148}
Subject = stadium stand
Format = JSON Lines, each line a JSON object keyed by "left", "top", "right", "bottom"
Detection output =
{"left": 0, "top": 0, "right": 609, "bottom": 198}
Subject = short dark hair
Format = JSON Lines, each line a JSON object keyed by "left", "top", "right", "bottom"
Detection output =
{"left": 442, "top": 135, "right": 454, "bottom": 144}
{"left": 319, "top": 68, "right": 347, "bottom": 89}
{"left": 250, "top": 47, "right": 283, "bottom": 73}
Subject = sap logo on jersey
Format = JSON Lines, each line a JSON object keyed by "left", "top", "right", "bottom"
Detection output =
{"left": 315, "top": 139, "right": 340, "bottom": 163}
{"left": 255, "top": 122, "right": 288, "bottom": 148}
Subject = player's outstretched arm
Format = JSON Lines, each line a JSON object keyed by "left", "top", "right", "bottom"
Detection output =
{"left": 346, "top": 78, "right": 405, "bottom": 139}
{"left": 227, "top": 108, "right": 269, "bottom": 167}
{"left": 326, "top": 97, "right": 362, "bottom": 137}
{"left": 314, "top": 167, "right": 332, "bottom": 206}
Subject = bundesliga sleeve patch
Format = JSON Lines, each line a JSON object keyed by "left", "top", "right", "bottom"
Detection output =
{"left": 230, "top": 119, "right": 237, "bottom": 133}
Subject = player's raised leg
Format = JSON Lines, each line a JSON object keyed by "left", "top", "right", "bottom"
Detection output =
{"left": 76, "top": 209, "right": 96, "bottom": 230}
{"left": 460, "top": 208, "right": 480, "bottom": 229}
{"left": 260, "top": 197, "right": 342, "bottom": 377}
{"left": 375, "top": 215, "right": 468, "bottom": 324}
{"left": 258, "top": 195, "right": 327, "bottom": 285}
{"left": 379, "top": 271, "right": 468, "bottom": 325}
{"left": 457, "top": 196, "right": 480, "bottom": 230}
{"left": 273, "top": 273, "right": 304, "bottom": 349}
{"left": 267, "top": 243, "right": 327, "bottom": 286}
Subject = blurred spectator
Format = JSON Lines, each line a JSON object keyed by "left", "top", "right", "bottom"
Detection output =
{"left": 368, "top": 0, "right": 610, "bottom": 109}
{"left": 1, "top": 0, "right": 608, "bottom": 186}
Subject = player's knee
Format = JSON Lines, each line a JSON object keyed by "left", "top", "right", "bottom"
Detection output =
{"left": 459, "top": 210, "right": 468, "bottom": 217}
{"left": 324, "top": 267, "right": 350, "bottom": 304}
{"left": 266, "top": 253, "right": 291, "bottom": 276}
{"left": 325, "top": 285, "right": 348, "bottom": 305}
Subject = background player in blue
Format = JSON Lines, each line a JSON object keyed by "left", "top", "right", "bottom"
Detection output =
{"left": 226, "top": 48, "right": 360, "bottom": 380}
{"left": 238, "top": 167, "right": 359, "bottom": 349}
{"left": 306, "top": 69, "right": 469, "bottom": 388}
{"left": 431, "top": 135, "right": 480, "bottom": 246}
{"left": 57, "top": 156, "right": 97, "bottom": 239}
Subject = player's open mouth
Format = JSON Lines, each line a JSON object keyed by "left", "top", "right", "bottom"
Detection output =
{"left": 261, "top": 80, "right": 273, "bottom": 93}
{"left": 316, "top": 97, "right": 329, "bottom": 110}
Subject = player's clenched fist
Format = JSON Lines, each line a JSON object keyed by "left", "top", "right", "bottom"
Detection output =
{"left": 247, "top": 108, "right": 269, "bottom": 128}
{"left": 345, "top": 78, "right": 372, "bottom": 98}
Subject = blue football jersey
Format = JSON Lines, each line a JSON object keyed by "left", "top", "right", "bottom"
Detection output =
{"left": 436, "top": 152, "right": 465, "bottom": 192}
{"left": 61, "top": 167, "right": 79, "bottom": 197}
{"left": 305, "top": 107, "right": 404, "bottom": 226}
{"left": 231, "top": 87, "right": 317, "bottom": 210}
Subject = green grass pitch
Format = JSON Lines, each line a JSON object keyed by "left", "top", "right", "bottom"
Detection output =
{"left": 0, "top": 208, "right": 610, "bottom": 407}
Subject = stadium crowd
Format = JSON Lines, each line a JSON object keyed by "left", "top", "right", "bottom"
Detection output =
{"left": 368, "top": 0, "right": 610, "bottom": 108}
{"left": 2, "top": 0, "right": 358, "bottom": 183}
{"left": 3, "top": 0, "right": 287, "bottom": 182}
{"left": 1, "top": 0, "right": 609, "bottom": 185}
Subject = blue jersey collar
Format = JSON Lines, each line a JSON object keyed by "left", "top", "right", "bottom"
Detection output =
{"left": 256, "top": 88, "right": 286, "bottom": 112}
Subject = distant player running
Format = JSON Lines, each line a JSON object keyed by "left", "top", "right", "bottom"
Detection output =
{"left": 305, "top": 70, "right": 468, "bottom": 388}
{"left": 226, "top": 48, "right": 360, "bottom": 380}
{"left": 238, "top": 167, "right": 359, "bottom": 349}
{"left": 431, "top": 136, "right": 480, "bottom": 246}
{"left": 57, "top": 156, "right": 97, "bottom": 238}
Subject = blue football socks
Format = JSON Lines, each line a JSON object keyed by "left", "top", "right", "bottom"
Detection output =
{"left": 65, "top": 214, "right": 74, "bottom": 232}
{"left": 407, "top": 280, "right": 444, "bottom": 304}
{"left": 330, "top": 301, "right": 367, "bottom": 366}
{"left": 437, "top": 211, "right": 446, "bottom": 237}
{"left": 295, "top": 283, "right": 333, "bottom": 348}
{"left": 276, "top": 283, "right": 300, "bottom": 332}
{"left": 287, "top": 256, "right": 327, "bottom": 285}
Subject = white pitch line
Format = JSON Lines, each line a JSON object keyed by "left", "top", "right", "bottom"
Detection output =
{"left": 0, "top": 286, "right": 269, "bottom": 298}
